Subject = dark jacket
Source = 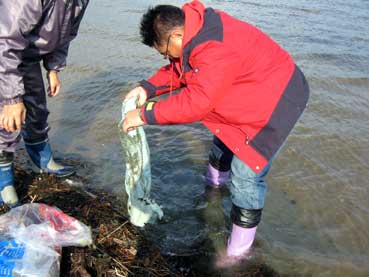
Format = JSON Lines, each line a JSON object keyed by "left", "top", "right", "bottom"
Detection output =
{"left": 0, "top": 0, "right": 89, "bottom": 104}
{"left": 140, "top": 0, "right": 309, "bottom": 173}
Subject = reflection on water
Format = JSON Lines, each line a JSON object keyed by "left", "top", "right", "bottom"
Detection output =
{"left": 194, "top": 186, "right": 229, "bottom": 255}
{"left": 41, "top": 0, "right": 369, "bottom": 275}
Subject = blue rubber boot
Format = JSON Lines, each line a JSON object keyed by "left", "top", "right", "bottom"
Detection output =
{"left": 0, "top": 152, "right": 19, "bottom": 207}
{"left": 25, "top": 139, "right": 75, "bottom": 178}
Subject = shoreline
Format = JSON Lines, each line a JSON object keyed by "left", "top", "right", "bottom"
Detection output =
{"left": 0, "top": 149, "right": 279, "bottom": 276}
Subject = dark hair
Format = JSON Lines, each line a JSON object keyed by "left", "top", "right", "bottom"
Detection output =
{"left": 140, "top": 5, "right": 185, "bottom": 47}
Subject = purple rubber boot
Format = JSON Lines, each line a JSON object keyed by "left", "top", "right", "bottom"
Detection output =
{"left": 205, "top": 164, "right": 230, "bottom": 187}
{"left": 227, "top": 224, "right": 257, "bottom": 257}
{"left": 216, "top": 224, "right": 257, "bottom": 268}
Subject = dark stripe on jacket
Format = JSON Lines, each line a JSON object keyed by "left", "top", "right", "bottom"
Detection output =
{"left": 250, "top": 65, "right": 310, "bottom": 160}
{"left": 182, "top": 8, "right": 223, "bottom": 72}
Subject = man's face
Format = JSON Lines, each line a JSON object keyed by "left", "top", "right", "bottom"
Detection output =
{"left": 154, "top": 29, "right": 184, "bottom": 60}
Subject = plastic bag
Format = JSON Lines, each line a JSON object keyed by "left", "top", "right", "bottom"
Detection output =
{"left": 118, "top": 97, "right": 163, "bottom": 227}
{"left": 0, "top": 203, "right": 92, "bottom": 276}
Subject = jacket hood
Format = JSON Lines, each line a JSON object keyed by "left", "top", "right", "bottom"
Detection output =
{"left": 182, "top": 0, "right": 206, "bottom": 47}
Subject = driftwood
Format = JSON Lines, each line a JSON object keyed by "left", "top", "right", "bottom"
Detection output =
{"left": 0, "top": 165, "right": 177, "bottom": 277}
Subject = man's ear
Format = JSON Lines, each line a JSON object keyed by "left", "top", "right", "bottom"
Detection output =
{"left": 171, "top": 28, "right": 184, "bottom": 39}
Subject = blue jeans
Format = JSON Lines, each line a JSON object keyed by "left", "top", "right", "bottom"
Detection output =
{"left": 209, "top": 136, "right": 280, "bottom": 210}
{"left": 230, "top": 154, "right": 272, "bottom": 210}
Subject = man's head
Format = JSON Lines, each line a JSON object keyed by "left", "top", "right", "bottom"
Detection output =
{"left": 140, "top": 5, "right": 185, "bottom": 59}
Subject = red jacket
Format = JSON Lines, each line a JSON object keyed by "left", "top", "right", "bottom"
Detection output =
{"left": 140, "top": 0, "right": 309, "bottom": 173}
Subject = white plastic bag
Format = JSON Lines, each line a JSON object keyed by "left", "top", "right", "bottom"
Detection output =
{"left": 0, "top": 203, "right": 92, "bottom": 276}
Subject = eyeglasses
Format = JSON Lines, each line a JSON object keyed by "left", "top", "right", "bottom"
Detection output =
{"left": 163, "top": 35, "right": 171, "bottom": 60}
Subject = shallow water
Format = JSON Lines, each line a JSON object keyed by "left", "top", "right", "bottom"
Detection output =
{"left": 43, "top": 0, "right": 369, "bottom": 275}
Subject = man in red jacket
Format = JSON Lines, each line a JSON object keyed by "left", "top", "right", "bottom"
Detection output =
{"left": 122, "top": 0, "right": 309, "bottom": 265}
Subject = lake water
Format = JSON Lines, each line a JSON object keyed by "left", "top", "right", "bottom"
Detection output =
{"left": 43, "top": 0, "right": 369, "bottom": 275}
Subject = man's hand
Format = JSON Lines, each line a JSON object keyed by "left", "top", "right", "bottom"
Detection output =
{"left": 124, "top": 86, "right": 147, "bottom": 107}
{"left": 122, "top": 109, "right": 145, "bottom": 132}
{"left": 0, "top": 103, "right": 26, "bottom": 132}
{"left": 47, "top": 70, "right": 61, "bottom": 97}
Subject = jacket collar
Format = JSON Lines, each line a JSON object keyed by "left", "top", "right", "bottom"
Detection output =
{"left": 181, "top": 0, "right": 205, "bottom": 48}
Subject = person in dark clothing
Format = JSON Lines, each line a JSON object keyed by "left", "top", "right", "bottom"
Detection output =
{"left": 122, "top": 0, "right": 309, "bottom": 267}
{"left": 0, "top": 0, "right": 89, "bottom": 207}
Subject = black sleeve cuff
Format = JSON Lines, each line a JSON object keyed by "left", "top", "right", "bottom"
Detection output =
{"left": 139, "top": 80, "right": 157, "bottom": 99}
{"left": 142, "top": 101, "right": 158, "bottom": 125}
